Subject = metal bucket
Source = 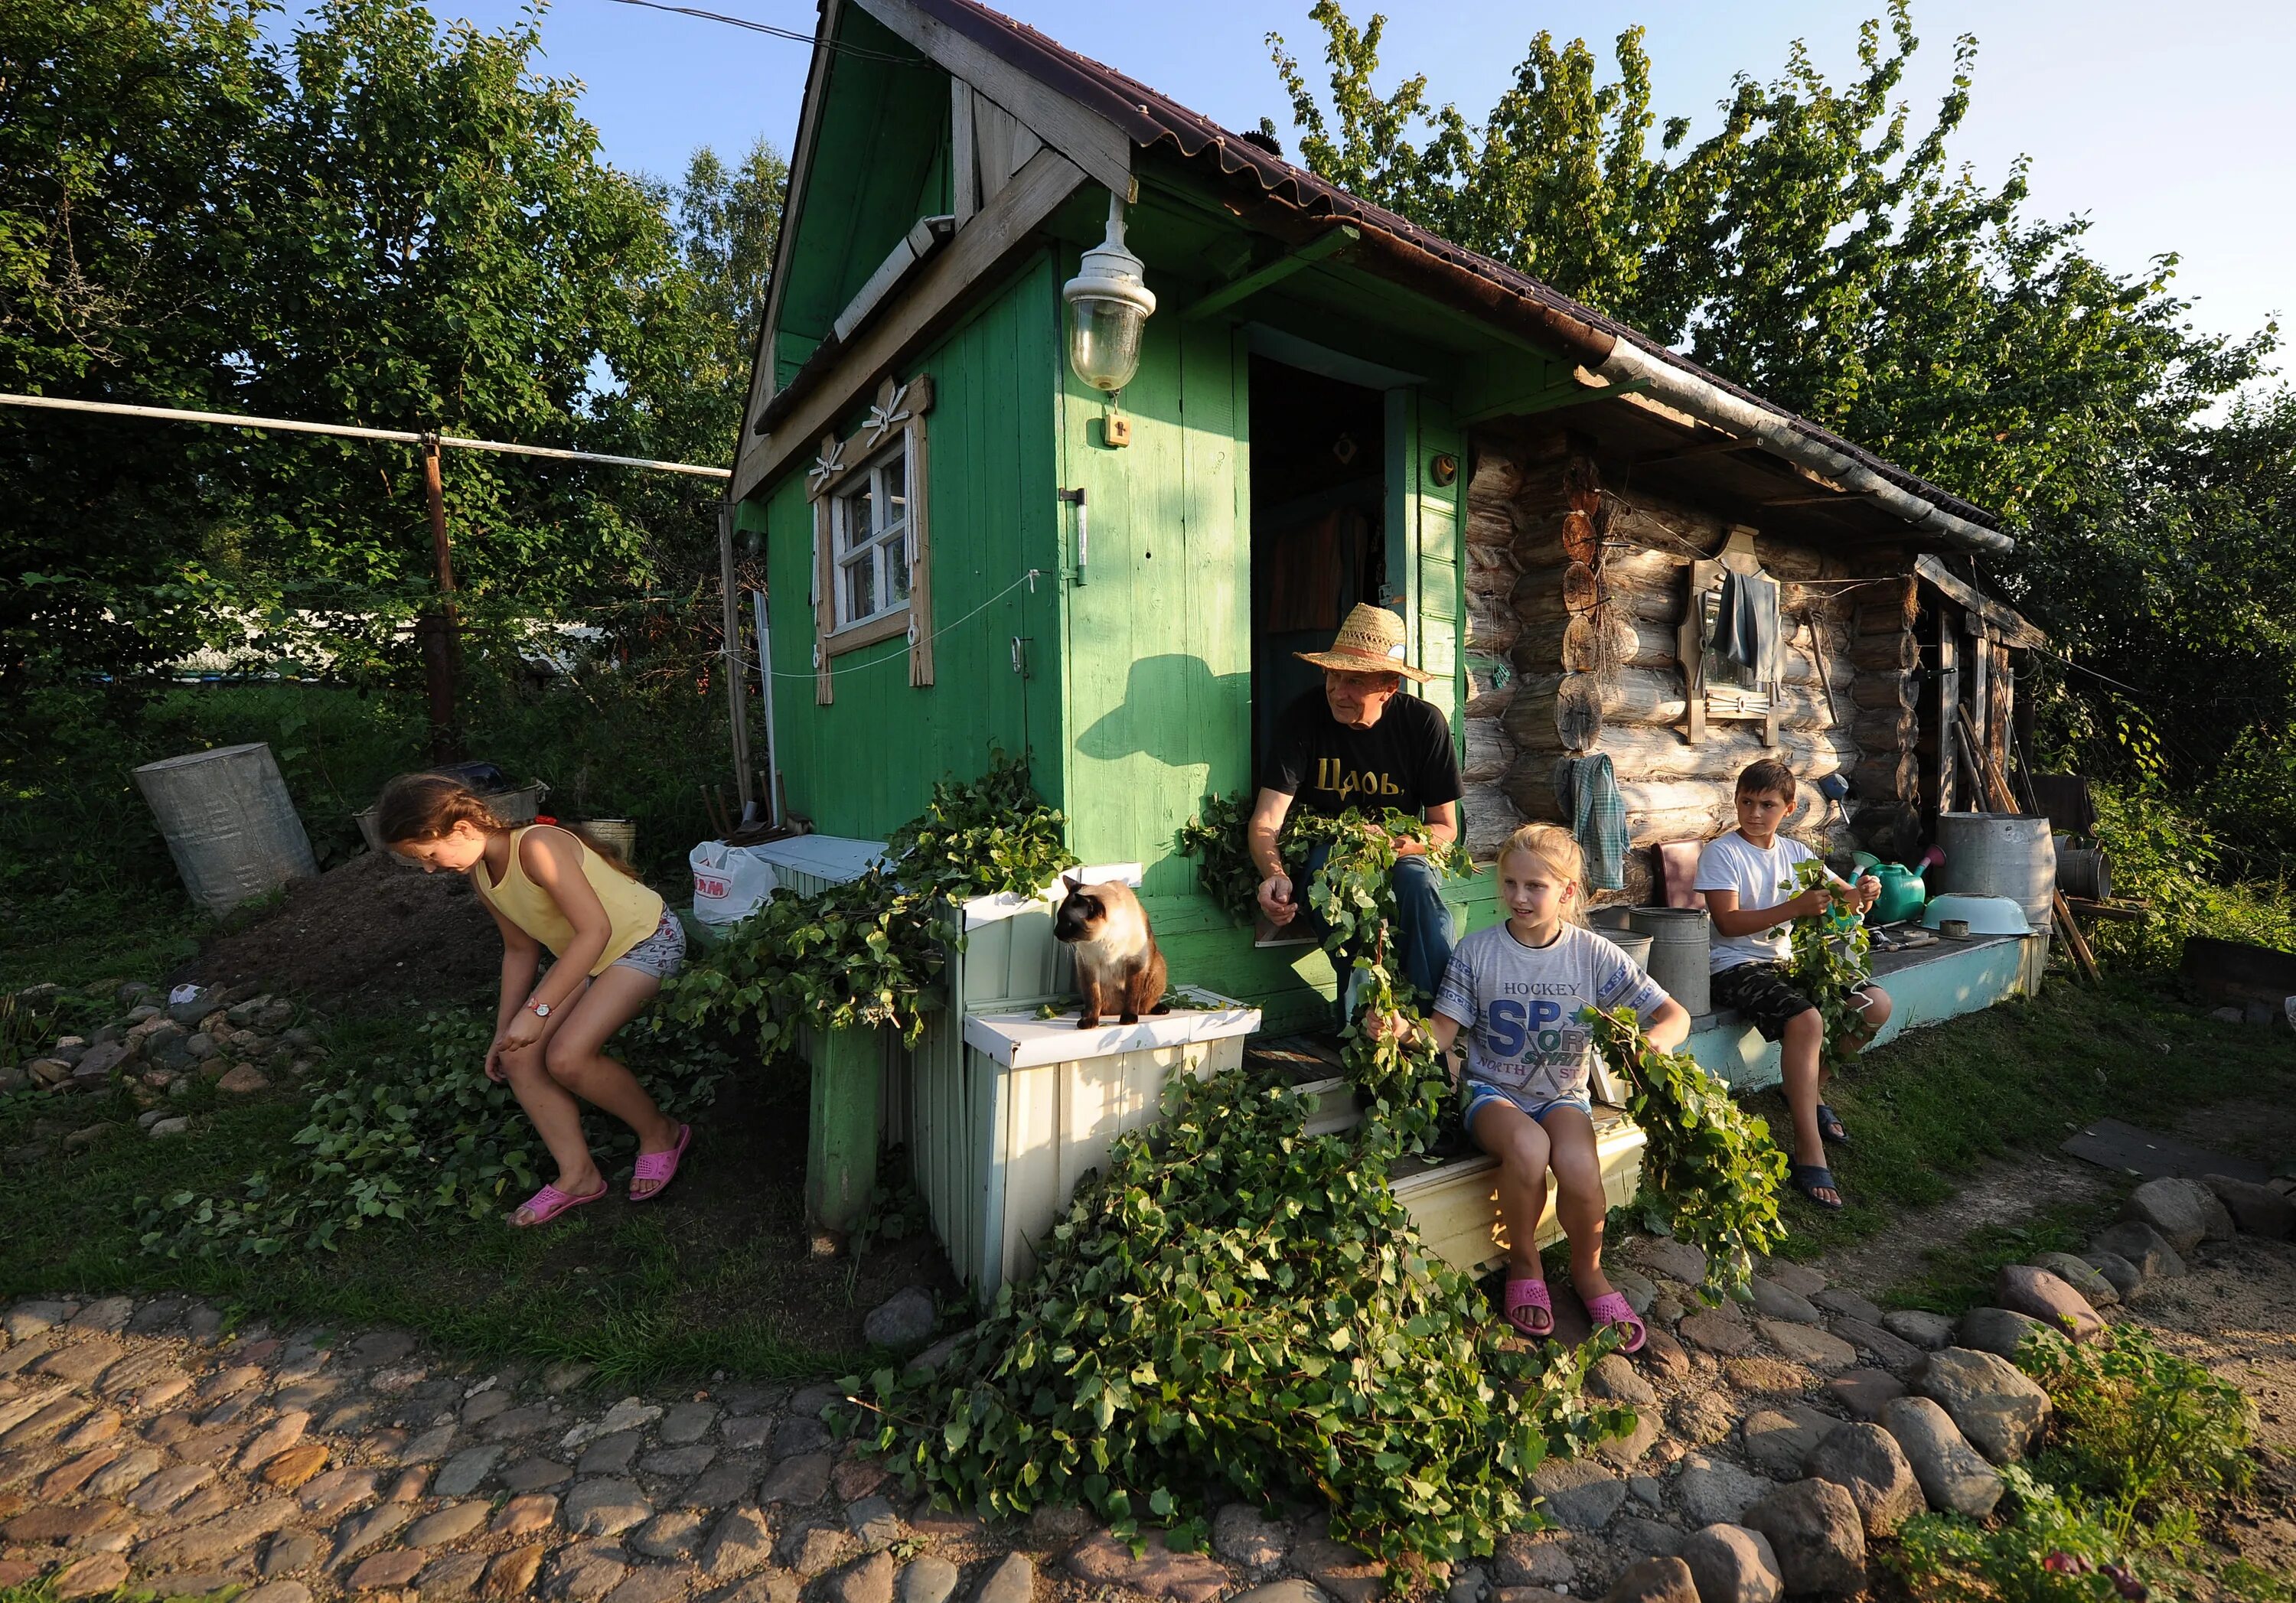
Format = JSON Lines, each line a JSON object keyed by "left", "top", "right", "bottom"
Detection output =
{"left": 133, "top": 742, "right": 318, "bottom": 917}
{"left": 1629, "top": 906, "right": 1711, "bottom": 1015}
{"left": 2055, "top": 840, "right": 2111, "bottom": 902}
{"left": 1588, "top": 907, "right": 1636, "bottom": 933}
{"left": 1594, "top": 927, "right": 1655, "bottom": 972}
{"left": 1935, "top": 813, "right": 2057, "bottom": 931}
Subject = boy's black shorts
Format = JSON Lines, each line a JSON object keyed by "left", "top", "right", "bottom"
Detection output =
{"left": 1711, "top": 961, "right": 1880, "bottom": 1043}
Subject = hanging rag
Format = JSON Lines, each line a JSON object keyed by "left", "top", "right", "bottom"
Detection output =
{"left": 1714, "top": 568, "right": 1782, "bottom": 682}
{"left": 1551, "top": 752, "right": 1627, "bottom": 890}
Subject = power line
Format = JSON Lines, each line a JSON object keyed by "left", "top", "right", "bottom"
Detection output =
{"left": 599, "top": 0, "right": 925, "bottom": 63}
{"left": 0, "top": 392, "right": 731, "bottom": 479}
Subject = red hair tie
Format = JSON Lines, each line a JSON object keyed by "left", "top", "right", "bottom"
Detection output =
{"left": 533, "top": 814, "right": 558, "bottom": 826}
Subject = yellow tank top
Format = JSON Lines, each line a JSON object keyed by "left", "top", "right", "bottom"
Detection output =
{"left": 475, "top": 826, "right": 666, "bottom": 975}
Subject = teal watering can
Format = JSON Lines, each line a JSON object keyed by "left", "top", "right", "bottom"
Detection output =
{"left": 1865, "top": 846, "right": 1945, "bottom": 925}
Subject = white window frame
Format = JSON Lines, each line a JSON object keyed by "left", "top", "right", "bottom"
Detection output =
{"left": 804, "top": 372, "right": 936, "bottom": 703}
{"left": 829, "top": 438, "right": 914, "bottom": 634}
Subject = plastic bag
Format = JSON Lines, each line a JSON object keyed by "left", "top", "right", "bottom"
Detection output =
{"left": 689, "top": 840, "right": 780, "bottom": 926}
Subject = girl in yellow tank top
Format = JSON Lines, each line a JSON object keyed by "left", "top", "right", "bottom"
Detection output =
{"left": 378, "top": 773, "right": 693, "bottom": 1227}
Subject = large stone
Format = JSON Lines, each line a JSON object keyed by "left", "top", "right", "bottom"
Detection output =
{"left": 1749, "top": 1279, "right": 1822, "bottom": 1326}
{"left": 1675, "top": 1455, "right": 1769, "bottom": 1527}
{"left": 2030, "top": 1253, "right": 2120, "bottom": 1308}
{"left": 1587, "top": 1353, "right": 1658, "bottom": 1409}
{"left": 484, "top": 1543, "right": 547, "bottom": 1598}
{"left": 1914, "top": 1347, "right": 2051, "bottom": 1463}
{"left": 1757, "top": 1322, "right": 1857, "bottom": 1371}
{"left": 1825, "top": 1370, "right": 1906, "bottom": 1422}
{"left": 435, "top": 1445, "right": 506, "bottom": 1497}
{"left": 758, "top": 1451, "right": 831, "bottom": 1505}
{"left": 845, "top": 1494, "right": 903, "bottom": 1548}
{"left": 562, "top": 1399, "right": 662, "bottom": 1451}
{"left": 1881, "top": 1396, "right": 2005, "bottom": 1518}
{"left": 2203, "top": 1174, "right": 2296, "bottom": 1239}
{"left": 683, "top": 1459, "right": 758, "bottom": 1509}
{"left": 1678, "top": 1524, "right": 1782, "bottom": 1603}
{"left": 1213, "top": 1503, "right": 1291, "bottom": 1568}
{"left": 54, "top": 1552, "right": 133, "bottom": 1599}
{"left": 862, "top": 1287, "right": 937, "bottom": 1350}
{"left": 1880, "top": 1309, "right": 1955, "bottom": 1350}
{"left": 833, "top": 1550, "right": 898, "bottom": 1603}
{"left": 974, "top": 1552, "right": 1036, "bottom": 1603}
{"left": 1722, "top": 1357, "right": 1812, "bottom": 1398}
{"left": 780, "top": 1521, "right": 856, "bottom": 1577}
{"left": 1809, "top": 1289, "right": 1884, "bottom": 1326}
{"left": 1801, "top": 1422, "right": 1923, "bottom": 1536}
{"left": 659, "top": 1402, "right": 719, "bottom": 1445}
{"left": 544, "top": 1539, "right": 630, "bottom": 1601}
{"left": 1495, "top": 1534, "right": 1575, "bottom": 1588}
{"left": 900, "top": 1556, "right": 960, "bottom": 1603}
{"left": 2082, "top": 1252, "right": 2145, "bottom": 1302}
{"left": 1602, "top": 1556, "right": 1697, "bottom": 1603}
{"left": 1679, "top": 1311, "right": 1756, "bottom": 1357}
{"left": 421, "top": 1551, "right": 494, "bottom": 1599}
{"left": 1996, "top": 1267, "right": 2105, "bottom": 1341}
{"left": 136, "top": 1496, "right": 298, "bottom": 1570}
{"left": 1593, "top": 1407, "right": 1663, "bottom": 1469}
{"left": 1229, "top": 1585, "right": 1327, "bottom": 1603}
{"left": 1634, "top": 1239, "right": 1709, "bottom": 1286}
{"left": 1740, "top": 1479, "right": 1865, "bottom": 1596}
{"left": 1825, "top": 1318, "right": 1926, "bottom": 1373}
{"left": 2090, "top": 1221, "right": 2184, "bottom": 1281}
{"left": 1957, "top": 1307, "right": 2071, "bottom": 1366}
{"left": 1293, "top": 1536, "right": 1388, "bottom": 1603}
{"left": 1741, "top": 1408, "right": 1832, "bottom": 1479}
{"left": 409, "top": 1500, "right": 493, "bottom": 1546}
{"left": 700, "top": 1507, "right": 775, "bottom": 1579}
{"left": 1531, "top": 1458, "right": 1629, "bottom": 1529}
{"left": 2123, "top": 1177, "right": 2233, "bottom": 1254}
{"left": 566, "top": 1477, "right": 653, "bottom": 1537}
{"left": 1066, "top": 1532, "right": 1230, "bottom": 1603}
{"left": 1668, "top": 1391, "right": 1737, "bottom": 1448}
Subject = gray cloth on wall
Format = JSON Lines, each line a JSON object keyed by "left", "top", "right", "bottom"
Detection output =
{"left": 1714, "top": 568, "right": 1782, "bottom": 682}
{"left": 1550, "top": 752, "right": 1628, "bottom": 891}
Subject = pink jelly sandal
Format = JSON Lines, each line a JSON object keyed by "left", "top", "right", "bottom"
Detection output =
{"left": 1583, "top": 1291, "right": 1647, "bottom": 1354}
{"left": 629, "top": 1123, "right": 692, "bottom": 1203}
{"left": 1503, "top": 1276, "right": 1555, "bottom": 1339}
{"left": 511, "top": 1180, "right": 608, "bottom": 1227}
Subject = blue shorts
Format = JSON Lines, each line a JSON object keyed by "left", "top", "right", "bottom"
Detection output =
{"left": 1463, "top": 1081, "right": 1593, "bottom": 1132}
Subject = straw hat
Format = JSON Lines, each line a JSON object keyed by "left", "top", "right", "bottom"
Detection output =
{"left": 1293, "top": 604, "right": 1432, "bottom": 682}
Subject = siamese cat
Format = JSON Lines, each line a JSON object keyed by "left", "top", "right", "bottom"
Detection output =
{"left": 1052, "top": 875, "right": 1168, "bottom": 1027}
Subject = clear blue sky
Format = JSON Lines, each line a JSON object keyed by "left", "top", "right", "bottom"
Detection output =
{"left": 290, "top": 0, "right": 2292, "bottom": 363}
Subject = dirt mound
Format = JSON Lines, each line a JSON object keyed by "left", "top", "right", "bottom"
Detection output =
{"left": 175, "top": 849, "right": 503, "bottom": 1009}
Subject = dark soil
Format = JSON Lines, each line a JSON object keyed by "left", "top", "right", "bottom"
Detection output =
{"left": 171, "top": 848, "right": 503, "bottom": 1008}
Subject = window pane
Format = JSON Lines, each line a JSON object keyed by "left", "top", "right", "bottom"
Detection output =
{"left": 882, "top": 456, "right": 907, "bottom": 530}
{"left": 846, "top": 552, "right": 874, "bottom": 621}
{"left": 843, "top": 483, "right": 872, "bottom": 552}
{"left": 885, "top": 533, "right": 909, "bottom": 602}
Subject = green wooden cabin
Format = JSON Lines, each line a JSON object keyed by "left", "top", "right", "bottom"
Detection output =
{"left": 732, "top": 0, "right": 2044, "bottom": 1041}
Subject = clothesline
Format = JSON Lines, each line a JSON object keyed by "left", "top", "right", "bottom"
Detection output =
{"left": 762, "top": 569, "right": 1046, "bottom": 679}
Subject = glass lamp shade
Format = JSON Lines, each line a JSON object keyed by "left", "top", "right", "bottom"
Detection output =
{"left": 1067, "top": 295, "right": 1147, "bottom": 393}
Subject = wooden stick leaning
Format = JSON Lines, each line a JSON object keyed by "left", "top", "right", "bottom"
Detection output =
{"left": 1953, "top": 721, "right": 2100, "bottom": 982}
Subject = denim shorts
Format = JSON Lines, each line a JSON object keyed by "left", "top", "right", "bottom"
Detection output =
{"left": 1463, "top": 1080, "right": 1593, "bottom": 1132}
{"left": 609, "top": 910, "right": 687, "bottom": 982}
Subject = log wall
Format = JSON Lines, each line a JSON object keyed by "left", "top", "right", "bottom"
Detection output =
{"left": 1459, "top": 425, "right": 1923, "bottom": 895}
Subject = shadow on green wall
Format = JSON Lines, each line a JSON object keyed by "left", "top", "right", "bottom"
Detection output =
{"left": 1075, "top": 653, "right": 1249, "bottom": 773}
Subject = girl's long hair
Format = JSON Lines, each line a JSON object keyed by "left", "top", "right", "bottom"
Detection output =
{"left": 375, "top": 773, "right": 641, "bottom": 880}
{"left": 1497, "top": 822, "right": 1588, "bottom": 926}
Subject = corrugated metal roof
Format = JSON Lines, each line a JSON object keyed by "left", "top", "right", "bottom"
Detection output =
{"left": 903, "top": 0, "right": 2001, "bottom": 533}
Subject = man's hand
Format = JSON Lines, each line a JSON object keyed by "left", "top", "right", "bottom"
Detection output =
{"left": 1854, "top": 872, "right": 1882, "bottom": 913}
{"left": 1257, "top": 873, "right": 1297, "bottom": 926}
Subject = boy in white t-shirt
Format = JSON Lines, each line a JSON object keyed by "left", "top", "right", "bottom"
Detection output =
{"left": 1695, "top": 758, "right": 1890, "bottom": 1212}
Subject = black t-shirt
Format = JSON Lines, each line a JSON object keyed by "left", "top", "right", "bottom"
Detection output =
{"left": 1267, "top": 688, "right": 1463, "bottom": 818}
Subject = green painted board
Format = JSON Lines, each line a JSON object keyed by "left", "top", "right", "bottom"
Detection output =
{"left": 807, "top": 1023, "right": 883, "bottom": 1233}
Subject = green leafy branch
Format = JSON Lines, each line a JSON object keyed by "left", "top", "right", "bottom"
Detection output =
{"left": 1584, "top": 1005, "right": 1788, "bottom": 1304}
{"left": 1785, "top": 857, "right": 1874, "bottom": 1070}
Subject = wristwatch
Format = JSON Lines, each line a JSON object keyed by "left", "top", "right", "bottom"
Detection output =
{"left": 525, "top": 999, "right": 552, "bottom": 1018}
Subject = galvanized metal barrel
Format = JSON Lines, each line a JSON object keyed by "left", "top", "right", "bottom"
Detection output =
{"left": 1629, "top": 906, "right": 1711, "bottom": 1015}
{"left": 1935, "top": 813, "right": 2058, "bottom": 931}
{"left": 133, "top": 742, "right": 318, "bottom": 917}
{"left": 1595, "top": 927, "right": 1655, "bottom": 973}
{"left": 2055, "top": 840, "right": 2112, "bottom": 902}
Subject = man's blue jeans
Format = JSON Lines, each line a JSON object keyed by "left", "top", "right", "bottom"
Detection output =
{"left": 1298, "top": 844, "right": 1458, "bottom": 1020}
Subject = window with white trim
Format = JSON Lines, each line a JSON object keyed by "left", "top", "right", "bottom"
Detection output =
{"left": 830, "top": 441, "right": 912, "bottom": 630}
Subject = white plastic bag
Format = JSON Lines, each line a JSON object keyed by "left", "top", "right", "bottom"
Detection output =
{"left": 689, "top": 841, "right": 780, "bottom": 926}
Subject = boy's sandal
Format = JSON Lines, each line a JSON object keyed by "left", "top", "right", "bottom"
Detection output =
{"left": 1816, "top": 1103, "right": 1851, "bottom": 1146}
{"left": 1583, "top": 1291, "right": 1647, "bottom": 1354}
{"left": 1788, "top": 1162, "right": 1845, "bottom": 1212}
{"left": 629, "top": 1123, "right": 692, "bottom": 1203}
{"left": 511, "top": 1180, "right": 608, "bottom": 1227}
{"left": 1502, "top": 1276, "right": 1555, "bottom": 1339}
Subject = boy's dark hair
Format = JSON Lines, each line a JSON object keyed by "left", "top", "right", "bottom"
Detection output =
{"left": 1734, "top": 758, "right": 1797, "bottom": 803}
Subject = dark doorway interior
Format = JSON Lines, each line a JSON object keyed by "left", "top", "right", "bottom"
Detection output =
{"left": 1248, "top": 355, "right": 1388, "bottom": 782}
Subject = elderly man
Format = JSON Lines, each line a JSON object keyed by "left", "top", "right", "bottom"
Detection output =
{"left": 1250, "top": 604, "right": 1463, "bottom": 1002}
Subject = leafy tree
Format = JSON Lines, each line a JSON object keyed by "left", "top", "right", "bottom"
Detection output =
{"left": 0, "top": 0, "right": 274, "bottom": 690}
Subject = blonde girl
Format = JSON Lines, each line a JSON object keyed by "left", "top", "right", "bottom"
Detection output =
{"left": 1427, "top": 823, "right": 1690, "bottom": 1348}
{"left": 379, "top": 774, "right": 692, "bottom": 1226}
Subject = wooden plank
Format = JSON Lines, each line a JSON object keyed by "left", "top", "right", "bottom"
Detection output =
{"left": 950, "top": 81, "right": 977, "bottom": 224}
{"left": 1934, "top": 611, "right": 1958, "bottom": 813}
{"left": 1965, "top": 613, "right": 1988, "bottom": 757}
{"left": 806, "top": 1023, "right": 883, "bottom": 1236}
{"left": 1181, "top": 226, "right": 1359, "bottom": 321}
{"left": 1456, "top": 373, "right": 1651, "bottom": 427}
{"left": 851, "top": 0, "right": 1133, "bottom": 200}
{"left": 1914, "top": 553, "right": 2045, "bottom": 647}
{"left": 737, "top": 147, "right": 1085, "bottom": 498}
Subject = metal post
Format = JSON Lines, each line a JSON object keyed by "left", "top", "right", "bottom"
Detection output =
{"left": 419, "top": 434, "right": 461, "bottom": 762}
{"left": 718, "top": 503, "right": 754, "bottom": 819}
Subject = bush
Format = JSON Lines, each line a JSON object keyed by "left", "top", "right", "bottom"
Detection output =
{"left": 846, "top": 1069, "right": 1631, "bottom": 1563}
{"left": 1889, "top": 1466, "right": 2163, "bottom": 1602}
{"left": 2083, "top": 782, "right": 2296, "bottom": 969}
{"left": 135, "top": 1007, "right": 730, "bottom": 1257}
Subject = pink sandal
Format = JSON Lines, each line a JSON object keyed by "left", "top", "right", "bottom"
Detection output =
{"left": 511, "top": 1180, "right": 607, "bottom": 1227}
{"left": 1583, "top": 1291, "right": 1647, "bottom": 1354}
{"left": 1503, "top": 1276, "right": 1555, "bottom": 1339}
{"left": 629, "top": 1124, "right": 692, "bottom": 1202}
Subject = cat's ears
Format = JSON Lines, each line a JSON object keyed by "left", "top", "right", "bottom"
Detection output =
{"left": 1062, "top": 874, "right": 1084, "bottom": 894}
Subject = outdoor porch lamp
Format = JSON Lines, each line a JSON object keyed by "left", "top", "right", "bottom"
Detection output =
{"left": 1062, "top": 192, "right": 1156, "bottom": 396}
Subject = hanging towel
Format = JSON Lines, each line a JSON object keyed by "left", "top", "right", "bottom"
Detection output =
{"left": 1551, "top": 752, "right": 1628, "bottom": 890}
{"left": 1714, "top": 569, "right": 1782, "bottom": 681}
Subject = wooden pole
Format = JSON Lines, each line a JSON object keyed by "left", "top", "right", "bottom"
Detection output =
{"left": 419, "top": 434, "right": 461, "bottom": 763}
{"left": 718, "top": 503, "right": 754, "bottom": 818}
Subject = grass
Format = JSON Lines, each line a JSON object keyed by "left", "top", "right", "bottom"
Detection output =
{"left": 1744, "top": 969, "right": 2296, "bottom": 1266}
{"left": 1883, "top": 1200, "right": 2105, "bottom": 1315}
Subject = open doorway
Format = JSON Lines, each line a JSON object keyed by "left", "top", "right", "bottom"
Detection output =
{"left": 1248, "top": 354, "right": 1388, "bottom": 781}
